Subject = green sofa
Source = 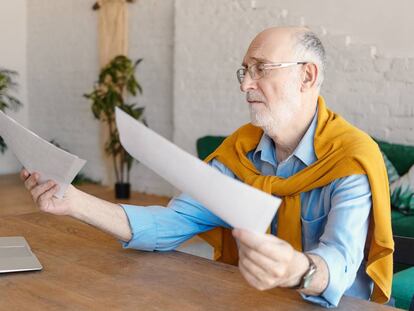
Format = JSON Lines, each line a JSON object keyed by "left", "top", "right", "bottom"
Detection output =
{"left": 197, "top": 136, "right": 414, "bottom": 310}
{"left": 377, "top": 140, "right": 414, "bottom": 310}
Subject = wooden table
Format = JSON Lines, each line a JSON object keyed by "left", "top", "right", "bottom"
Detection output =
{"left": 0, "top": 174, "right": 170, "bottom": 218}
{"left": 0, "top": 175, "right": 400, "bottom": 310}
{"left": 0, "top": 216, "right": 401, "bottom": 310}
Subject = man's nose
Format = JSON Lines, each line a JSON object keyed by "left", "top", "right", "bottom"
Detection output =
{"left": 240, "top": 72, "right": 257, "bottom": 92}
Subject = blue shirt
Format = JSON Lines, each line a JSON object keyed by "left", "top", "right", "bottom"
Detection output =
{"left": 121, "top": 112, "right": 373, "bottom": 308}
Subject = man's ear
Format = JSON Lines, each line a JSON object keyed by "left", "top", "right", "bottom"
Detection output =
{"left": 301, "top": 63, "right": 318, "bottom": 91}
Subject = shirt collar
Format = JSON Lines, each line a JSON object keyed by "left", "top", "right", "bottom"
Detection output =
{"left": 253, "top": 134, "right": 275, "bottom": 165}
{"left": 253, "top": 109, "right": 318, "bottom": 167}
{"left": 292, "top": 109, "right": 318, "bottom": 166}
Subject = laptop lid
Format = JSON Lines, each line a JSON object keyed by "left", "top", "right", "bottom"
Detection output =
{"left": 0, "top": 236, "right": 42, "bottom": 273}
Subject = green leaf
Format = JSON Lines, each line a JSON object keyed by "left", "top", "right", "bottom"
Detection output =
{"left": 392, "top": 185, "right": 414, "bottom": 215}
{"left": 0, "top": 68, "right": 23, "bottom": 153}
{"left": 84, "top": 55, "right": 145, "bottom": 182}
{"left": 0, "top": 136, "right": 6, "bottom": 154}
{"left": 73, "top": 173, "right": 101, "bottom": 185}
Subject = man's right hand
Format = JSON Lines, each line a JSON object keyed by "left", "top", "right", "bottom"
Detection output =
{"left": 20, "top": 169, "right": 75, "bottom": 216}
{"left": 20, "top": 168, "right": 133, "bottom": 242}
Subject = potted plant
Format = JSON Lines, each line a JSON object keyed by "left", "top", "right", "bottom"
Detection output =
{"left": 84, "top": 55, "right": 145, "bottom": 199}
{"left": 0, "top": 68, "right": 22, "bottom": 153}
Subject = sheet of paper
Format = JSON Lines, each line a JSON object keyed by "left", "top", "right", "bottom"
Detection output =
{"left": 116, "top": 108, "right": 280, "bottom": 233}
{"left": 0, "top": 111, "right": 86, "bottom": 198}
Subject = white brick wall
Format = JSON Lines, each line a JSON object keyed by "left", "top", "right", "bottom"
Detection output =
{"left": 26, "top": 0, "right": 175, "bottom": 196}
{"left": 323, "top": 49, "right": 414, "bottom": 145}
{"left": 1, "top": 1, "right": 413, "bottom": 196}
{"left": 0, "top": 0, "right": 28, "bottom": 174}
{"left": 173, "top": 0, "right": 414, "bottom": 160}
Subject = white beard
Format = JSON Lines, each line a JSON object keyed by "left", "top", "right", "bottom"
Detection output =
{"left": 249, "top": 77, "right": 301, "bottom": 137}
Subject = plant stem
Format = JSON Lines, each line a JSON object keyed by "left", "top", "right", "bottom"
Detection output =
{"left": 120, "top": 149, "right": 124, "bottom": 183}
{"left": 107, "top": 116, "right": 120, "bottom": 182}
{"left": 124, "top": 151, "right": 127, "bottom": 184}
{"left": 127, "top": 160, "right": 130, "bottom": 184}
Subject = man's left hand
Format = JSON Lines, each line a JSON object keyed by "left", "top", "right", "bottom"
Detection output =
{"left": 232, "top": 228, "right": 309, "bottom": 291}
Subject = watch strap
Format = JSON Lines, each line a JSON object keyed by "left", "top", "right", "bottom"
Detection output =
{"left": 291, "top": 253, "right": 317, "bottom": 290}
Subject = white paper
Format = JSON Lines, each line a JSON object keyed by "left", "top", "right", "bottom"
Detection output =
{"left": 0, "top": 111, "right": 86, "bottom": 198}
{"left": 115, "top": 108, "right": 280, "bottom": 233}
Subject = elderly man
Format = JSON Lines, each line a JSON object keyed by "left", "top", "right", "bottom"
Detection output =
{"left": 21, "top": 26, "right": 393, "bottom": 308}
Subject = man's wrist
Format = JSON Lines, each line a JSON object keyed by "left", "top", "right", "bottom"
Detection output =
{"left": 66, "top": 185, "right": 83, "bottom": 218}
{"left": 291, "top": 253, "right": 317, "bottom": 290}
{"left": 282, "top": 251, "right": 310, "bottom": 288}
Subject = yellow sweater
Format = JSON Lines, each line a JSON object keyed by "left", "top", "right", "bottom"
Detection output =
{"left": 201, "top": 96, "right": 393, "bottom": 303}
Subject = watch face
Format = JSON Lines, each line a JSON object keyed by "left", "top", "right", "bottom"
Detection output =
{"left": 302, "top": 255, "right": 317, "bottom": 289}
{"left": 303, "top": 271, "right": 314, "bottom": 289}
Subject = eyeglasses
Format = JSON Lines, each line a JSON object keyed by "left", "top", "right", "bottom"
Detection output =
{"left": 236, "top": 62, "right": 307, "bottom": 84}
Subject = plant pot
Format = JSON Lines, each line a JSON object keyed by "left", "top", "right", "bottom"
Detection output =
{"left": 115, "top": 182, "right": 130, "bottom": 199}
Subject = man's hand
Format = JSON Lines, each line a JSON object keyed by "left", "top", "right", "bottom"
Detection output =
{"left": 232, "top": 229, "right": 328, "bottom": 295}
{"left": 20, "top": 168, "right": 132, "bottom": 242}
{"left": 20, "top": 169, "right": 75, "bottom": 216}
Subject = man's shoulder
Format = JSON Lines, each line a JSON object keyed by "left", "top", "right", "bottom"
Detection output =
{"left": 320, "top": 112, "right": 380, "bottom": 159}
{"left": 340, "top": 122, "right": 381, "bottom": 160}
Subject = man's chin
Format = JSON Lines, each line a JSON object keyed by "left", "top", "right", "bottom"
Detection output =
{"left": 250, "top": 119, "right": 267, "bottom": 131}
{"left": 249, "top": 118, "right": 261, "bottom": 127}
{"left": 249, "top": 114, "right": 267, "bottom": 127}
{"left": 249, "top": 118, "right": 278, "bottom": 135}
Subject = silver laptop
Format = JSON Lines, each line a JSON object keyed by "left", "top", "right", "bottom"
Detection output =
{"left": 0, "top": 236, "right": 42, "bottom": 273}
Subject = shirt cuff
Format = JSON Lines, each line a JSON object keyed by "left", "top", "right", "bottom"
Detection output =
{"left": 119, "top": 204, "right": 158, "bottom": 251}
{"left": 300, "top": 244, "right": 348, "bottom": 308}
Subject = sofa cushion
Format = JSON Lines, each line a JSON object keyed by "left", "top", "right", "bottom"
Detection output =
{"left": 390, "top": 164, "right": 414, "bottom": 215}
{"left": 197, "top": 136, "right": 226, "bottom": 160}
{"left": 376, "top": 140, "right": 414, "bottom": 176}
{"left": 392, "top": 267, "right": 414, "bottom": 310}
{"left": 392, "top": 211, "right": 414, "bottom": 238}
{"left": 382, "top": 151, "right": 400, "bottom": 184}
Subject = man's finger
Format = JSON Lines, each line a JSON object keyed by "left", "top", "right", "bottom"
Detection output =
{"left": 37, "top": 184, "right": 59, "bottom": 210}
{"left": 239, "top": 260, "right": 269, "bottom": 291}
{"left": 24, "top": 173, "right": 39, "bottom": 191}
{"left": 240, "top": 249, "right": 272, "bottom": 284}
{"left": 233, "top": 229, "right": 283, "bottom": 253}
{"left": 239, "top": 244, "right": 286, "bottom": 278}
{"left": 20, "top": 169, "right": 30, "bottom": 181}
{"left": 233, "top": 228, "right": 276, "bottom": 246}
{"left": 31, "top": 180, "right": 56, "bottom": 202}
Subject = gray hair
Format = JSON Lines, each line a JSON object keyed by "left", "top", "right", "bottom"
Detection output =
{"left": 293, "top": 29, "right": 326, "bottom": 88}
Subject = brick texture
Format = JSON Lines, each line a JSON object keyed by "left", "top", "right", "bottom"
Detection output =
{"left": 1, "top": 1, "right": 413, "bottom": 196}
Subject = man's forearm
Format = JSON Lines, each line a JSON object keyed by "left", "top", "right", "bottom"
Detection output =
{"left": 68, "top": 187, "right": 132, "bottom": 242}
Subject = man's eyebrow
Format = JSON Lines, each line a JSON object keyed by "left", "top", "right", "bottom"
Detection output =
{"left": 252, "top": 57, "right": 271, "bottom": 63}
{"left": 241, "top": 57, "right": 271, "bottom": 67}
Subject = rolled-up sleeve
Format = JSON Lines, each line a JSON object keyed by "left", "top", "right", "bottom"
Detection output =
{"left": 301, "top": 174, "right": 372, "bottom": 308}
{"left": 121, "top": 204, "right": 158, "bottom": 250}
{"left": 120, "top": 159, "right": 232, "bottom": 251}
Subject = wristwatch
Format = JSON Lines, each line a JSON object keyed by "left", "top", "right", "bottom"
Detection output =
{"left": 293, "top": 253, "right": 317, "bottom": 290}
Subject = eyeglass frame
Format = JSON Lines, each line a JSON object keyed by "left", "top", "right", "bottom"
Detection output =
{"left": 236, "top": 61, "right": 308, "bottom": 84}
